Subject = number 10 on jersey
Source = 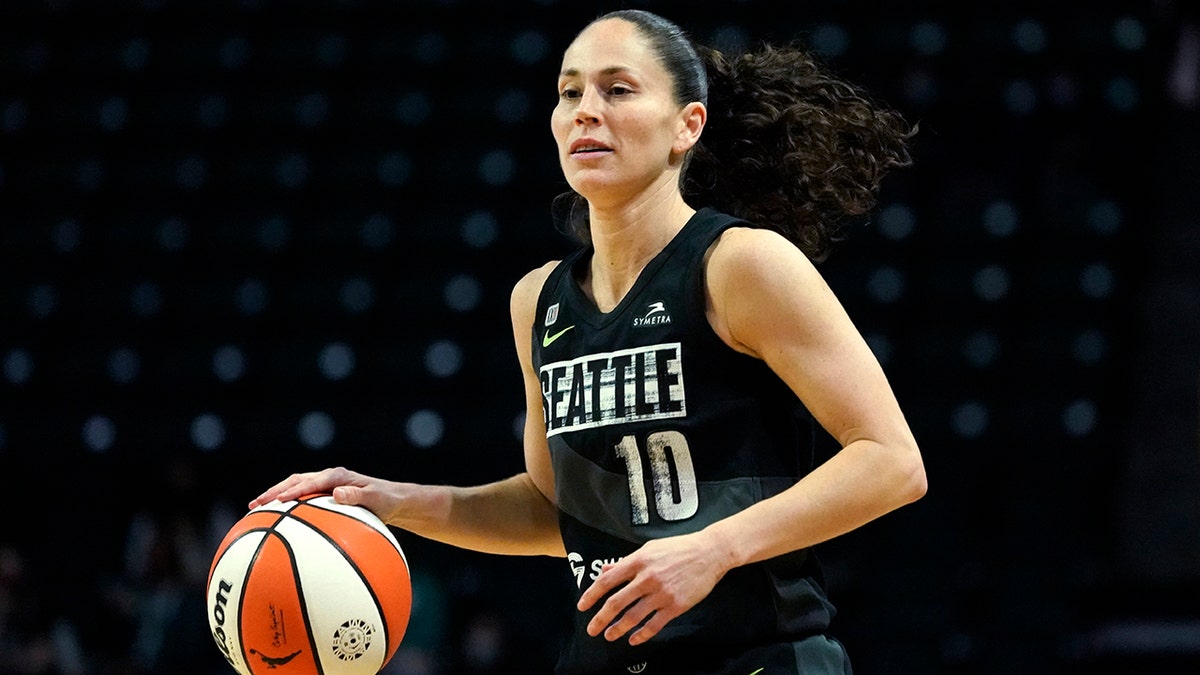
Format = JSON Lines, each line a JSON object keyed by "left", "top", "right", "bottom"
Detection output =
{"left": 614, "top": 431, "right": 699, "bottom": 525}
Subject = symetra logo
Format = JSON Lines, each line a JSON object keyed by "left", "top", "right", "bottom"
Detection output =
{"left": 633, "top": 301, "right": 671, "bottom": 327}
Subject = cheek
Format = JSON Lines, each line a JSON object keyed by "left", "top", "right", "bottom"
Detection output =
{"left": 628, "top": 119, "right": 678, "bottom": 162}
{"left": 628, "top": 108, "right": 677, "bottom": 147}
{"left": 550, "top": 107, "right": 573, "bottom": 145}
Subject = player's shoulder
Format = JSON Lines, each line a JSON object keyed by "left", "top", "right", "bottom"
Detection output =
{"left": 510, "top": 260, "right": 561, "bottom": 316}
{"left": 707, "top": 225, "right": 816, "bottom": 283}
{"left": 711, "top": 224, "right": 797, "bottom": 256}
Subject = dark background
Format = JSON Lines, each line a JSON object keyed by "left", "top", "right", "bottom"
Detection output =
{"left": 1, "top": 1, "right": 1198, "bottom": 673}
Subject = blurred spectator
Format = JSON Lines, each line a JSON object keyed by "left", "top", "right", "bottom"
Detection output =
{"left": 0, "top": 545, "right": 85, "bottom": 675}
{"left": 94, "top": 460, "right": 223, "bottom": 673}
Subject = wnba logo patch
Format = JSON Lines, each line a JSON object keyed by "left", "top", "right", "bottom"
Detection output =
{"left": 331, "top": 619, "right": 375, "bottom": 661}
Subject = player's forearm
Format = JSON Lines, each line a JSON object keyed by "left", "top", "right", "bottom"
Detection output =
{"left": 703, "top": 439, "right": 926, "bottom": 570}
{"left": 386, "top": 473, "right": 566, "bottom": 557}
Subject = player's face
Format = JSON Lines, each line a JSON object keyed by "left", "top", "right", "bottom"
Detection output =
{"left": 552, "top": 19, "right": 694, "bottom": 206}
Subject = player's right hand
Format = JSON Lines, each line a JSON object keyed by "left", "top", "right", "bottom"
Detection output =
{"left": 249, "top": 466, "right": 377, "bottom": 511}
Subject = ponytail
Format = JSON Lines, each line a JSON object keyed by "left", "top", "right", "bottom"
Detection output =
{"left": 686, "top": 45, "right": 916, "bottom": 261}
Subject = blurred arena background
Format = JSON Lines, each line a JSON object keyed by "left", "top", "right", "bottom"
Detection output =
{"left": 1, "top": 0, "right": 1198, "bottom": 673}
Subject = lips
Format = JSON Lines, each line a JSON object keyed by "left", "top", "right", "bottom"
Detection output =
{"left": 570, "top": 138, "right": 612, "bottom": 155}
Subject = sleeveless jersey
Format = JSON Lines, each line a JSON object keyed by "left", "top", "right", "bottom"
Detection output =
{"left": 531, "top": 208, "right": 837, "bottom": 675}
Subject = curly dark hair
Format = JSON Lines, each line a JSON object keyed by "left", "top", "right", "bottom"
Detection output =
{"left": 554, "top": 10, "right": 916, "bottom": 262}
{"left": 686, "top": 45, "right": 916, "bottom": 261}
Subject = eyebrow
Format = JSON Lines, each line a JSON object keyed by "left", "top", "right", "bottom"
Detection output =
{"left": 558, "top": 66, "right": 633, "bottom": 78}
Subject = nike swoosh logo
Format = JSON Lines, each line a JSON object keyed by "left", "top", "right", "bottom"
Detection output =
{"left": 542, "top": 325, "right": 575, "bottom": 347}
{"left": 747, "top": 669, "right": 765, "bottom": 675}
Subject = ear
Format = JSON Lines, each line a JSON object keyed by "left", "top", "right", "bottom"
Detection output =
{"left": 673, "top": 102, "right": 707, "bottom": 154}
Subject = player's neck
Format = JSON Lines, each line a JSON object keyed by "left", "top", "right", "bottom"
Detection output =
{"left": 584, "top": 190, "right": 694, "bottom": 313}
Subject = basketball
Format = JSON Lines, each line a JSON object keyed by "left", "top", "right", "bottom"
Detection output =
{"left": 206, "top": 494, "right": 412, "bottom": 675}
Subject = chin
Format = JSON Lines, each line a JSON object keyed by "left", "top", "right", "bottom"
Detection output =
{"left": 562, "top": 174, "right": 613, "bottom": 200}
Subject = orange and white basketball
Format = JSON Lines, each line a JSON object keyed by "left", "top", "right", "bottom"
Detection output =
{"left": 206, "top": 494, "right": 412, "bottom": 675}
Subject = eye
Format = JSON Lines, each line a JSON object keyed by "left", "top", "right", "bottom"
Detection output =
{"left": 559, "top": 86, "right": 581, "bottom": 100}
{"left": 608, "top": 84, "right": 632, "bottom": 96}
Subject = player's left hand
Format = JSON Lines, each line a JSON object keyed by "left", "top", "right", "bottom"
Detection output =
{"left": 576, "top": 530, "right": 734, "bottom": 646}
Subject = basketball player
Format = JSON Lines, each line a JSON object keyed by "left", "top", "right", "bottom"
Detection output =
{"left": 251, "top": 10, "right": 925, "bottom": 674}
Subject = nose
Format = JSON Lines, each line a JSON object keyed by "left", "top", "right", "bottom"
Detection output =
{"left": 574, "top": 85, "right": 602, "bottom": 127}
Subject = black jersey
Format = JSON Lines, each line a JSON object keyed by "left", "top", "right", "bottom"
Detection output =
{"left": 531, "top": 208, "right": 838, "bottom": 675}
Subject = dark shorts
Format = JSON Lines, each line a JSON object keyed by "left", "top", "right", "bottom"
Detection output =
{"left": 698, "top": 635, "right": 851, "bottom": 675}
{"left": 614, "top": 635, "right": 852, "bottom": 675}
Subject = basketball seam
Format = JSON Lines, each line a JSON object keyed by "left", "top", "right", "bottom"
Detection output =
{"left": 274, "top": 530, "right": 328, "bottom": 675}
{"left": 207, "top": 511, "right": 286, "bottom": 589}
{"left": 239, "top": 531, "right": 272, "bottom": 675}
{"left": 296, "top": 496, "right": 409, "bottom": 565}
{"left": 281, "top": 510, "right": 397, "bottom": 662}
